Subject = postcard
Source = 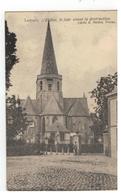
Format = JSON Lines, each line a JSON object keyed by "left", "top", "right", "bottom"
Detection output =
{"left": 5, "top": 10, "right": 117, "bottom": 191}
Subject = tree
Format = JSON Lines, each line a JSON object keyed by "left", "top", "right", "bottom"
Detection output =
{"left": 6, "top": 95, "right": 28, "bottom": 144}
{"left": 90, "top": 72, "right": 117, "bottom": 131}
{"left": 5, "top": 20, "right": 19, "bottom": 91}
{"left": 5, "top": 21, "right": 28, "bottom": 145}
{"left": 90, "top": 113, "right": 103, "bottom": 143}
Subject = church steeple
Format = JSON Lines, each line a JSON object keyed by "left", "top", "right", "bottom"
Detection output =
{"left": 36, "top": 21, "right": 63, "bottom": 113}
{"left": 41, "top": 21, "right": 58, "bottom": 75}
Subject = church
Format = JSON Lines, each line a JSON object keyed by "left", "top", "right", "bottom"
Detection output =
{"left": 20, "top": 22, "right": 93, "bottom": 146}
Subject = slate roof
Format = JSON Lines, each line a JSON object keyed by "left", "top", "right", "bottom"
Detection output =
{"left": 31, "top": 99, "right": 39, "bottom": 113}
{"left": 20, "top": 97, "right": 38, "bottom": 115}
{"left": 63, "top": 98, "right": 76, "bottom": 114}
{"left": 41, "top": 21, "right": 58, "bottom": 75}
{"left": 42, "top": 95, "right": 63, "bottom": 115}
{"left": 63, "top": 98, "right": 89, "bottom": 116}
{"left": 20, "top": 97, "right": 89, "bottom": 117}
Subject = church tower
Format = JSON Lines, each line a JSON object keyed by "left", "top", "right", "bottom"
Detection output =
{"left": 36, "top": 22, "right": 63, "bottom": 113}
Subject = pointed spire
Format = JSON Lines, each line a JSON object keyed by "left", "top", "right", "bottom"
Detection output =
{"left": 41, "top": 21, "right": 58, "bottom": 75}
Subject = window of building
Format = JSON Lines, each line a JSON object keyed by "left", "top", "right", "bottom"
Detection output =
{"left": 73, "top": 123, "right": 76, "bottom": 129}
{"left": 52, "top": 116, "right": 58, "bottom": 123}
{"left": 60, "top": 132, "right": 64, "bottom": 141}
{"left": 40, "top": 81, "right": 43, "bottom": 90}
{"left": 65, "top": 117, "right": 68, "bottom": 128}
{"left": 78, "top": 121, "right": 81, "bottom": 131}
{"left": 47, "top": 79, "right": 53, "bottom": 91}
{"left": 29, "top": 121, "right": 35, "bottom": 127}
{"left": 42, "top": 117, "right": 45, "bottom": 135}
{"left": 57, "top": 81, "right": 59, "bottom": 91}
{"left": 48, "top": 83, "right": 52, "bottom": 91}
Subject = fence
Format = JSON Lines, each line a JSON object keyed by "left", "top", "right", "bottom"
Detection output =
{"left": 81, "top": 144, "right": 103, "bottom": 153}
{"left": 7, "top": 143, "right": 103, "bottom": 156}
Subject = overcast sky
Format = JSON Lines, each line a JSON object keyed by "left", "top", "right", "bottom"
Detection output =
{"left": 6, "top": 11, "right": 117, "bottom": 112}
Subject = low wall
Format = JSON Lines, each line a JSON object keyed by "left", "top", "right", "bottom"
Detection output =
{"left": 7, "top": 143, "right": 103, "bottom": 156}
{"left": 81, "top": 144, "right": 103, "bottom": 153}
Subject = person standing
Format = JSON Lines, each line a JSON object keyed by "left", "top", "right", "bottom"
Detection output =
{"left": 73, "top": 142, "right": 77, "bottom": 155}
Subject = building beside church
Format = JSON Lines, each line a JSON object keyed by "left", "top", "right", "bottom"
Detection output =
{"left": 103, "top": 87, "right": 117, "bottom": 159}
{"left": 20, "top": 22, "right": 93, "bottom": 146}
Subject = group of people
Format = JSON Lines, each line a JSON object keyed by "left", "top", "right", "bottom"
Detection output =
{"left": 43, "top": 141, "right": 79, "bottom": 155}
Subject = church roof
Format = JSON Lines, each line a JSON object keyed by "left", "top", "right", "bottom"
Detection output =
{"left": 21, "top": 97, "right": 89, "bottom": 117}
{"left": 20, "top": 97, "right": 38, "bottom": 115}
{"left": 41, "top": 21, "right": 58, "bottom": 75}
{"left": 63, "top": 98, "right": 89, "bottom": 116}
{"left": 42, "top": 95, "right": 63, "bottom": 115}
{"left": 63, "top": 98, "right": 76, "bottom": 113}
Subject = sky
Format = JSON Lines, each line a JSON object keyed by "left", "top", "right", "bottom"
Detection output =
{"left": 5, "top": 11, "right": 117, "bottom": 112}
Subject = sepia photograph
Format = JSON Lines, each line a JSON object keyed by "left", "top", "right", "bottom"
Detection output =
{"left": 5, "top": 10, "right": 117, "bottom": 191}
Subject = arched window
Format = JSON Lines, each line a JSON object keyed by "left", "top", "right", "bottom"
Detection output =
{"left": 78, "top": 121, "right": 81, "bottom": 131}
{"left": 57, "top": 81, "right": 59, "bottom": 91}
{"left": 52, "top": 116, "right": 58, "bottom": 123}
{"left": 48, "top": 83, "right": 52, "bottom": 91}
{"left": 40, "top": 81, "right": 43, "bottom": 90}
{"left": 47, "top": 79, "right": 53, "bottom": 91}
{"left": 42, "top": 117, "right": 45, "bottom": 136}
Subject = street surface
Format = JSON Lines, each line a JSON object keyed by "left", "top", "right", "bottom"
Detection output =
{"left": 7, "top": 154, "right": 117, "bottom": 191}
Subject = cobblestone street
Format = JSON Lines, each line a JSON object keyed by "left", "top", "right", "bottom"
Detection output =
{"left": 7, "top": 154, "right": 117, "bottom": 191}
